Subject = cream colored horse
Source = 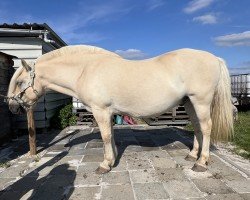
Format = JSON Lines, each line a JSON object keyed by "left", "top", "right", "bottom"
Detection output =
{"left": 8, "top": 45, "right": 233, "bottom": 174}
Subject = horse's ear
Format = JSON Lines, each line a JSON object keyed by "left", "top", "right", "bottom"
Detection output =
{"left": 21, "top": 59, "right": 31, "bottom": 71}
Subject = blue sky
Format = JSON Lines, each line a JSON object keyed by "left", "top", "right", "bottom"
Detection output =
{"left": 0, "top": 0, "right": 250, "bottom": 74}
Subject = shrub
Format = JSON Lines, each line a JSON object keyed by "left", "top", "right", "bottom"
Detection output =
{"left": 51, "top": 104, "right": 77, "bottom": 129}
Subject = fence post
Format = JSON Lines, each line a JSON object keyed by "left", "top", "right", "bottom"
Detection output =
{"left": 172, "top": 107, "right": 177, "bottom": 121}
{"left": 27, "top": 109, "right": 37, "bottom": 155}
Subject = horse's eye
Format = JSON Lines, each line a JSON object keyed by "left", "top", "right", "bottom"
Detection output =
{"left": 17, "top": 81, "right": 22, "bottom": 87}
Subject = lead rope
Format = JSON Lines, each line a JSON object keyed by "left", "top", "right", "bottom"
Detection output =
{"left": 0, "top": 94, "right": 13, "bottom": 103}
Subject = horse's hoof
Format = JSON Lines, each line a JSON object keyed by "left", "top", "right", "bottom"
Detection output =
{"left": 192, "top": 163, "right": 207, "bottom": 172}
{"left": 95, "top": 166, "right": 110, "bottom": 174}
{"left": 185, "top": 155, "right": 197, "bottom": 162}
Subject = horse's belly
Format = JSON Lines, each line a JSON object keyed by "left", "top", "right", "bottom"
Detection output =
{"left": 113, "top": 89, "right": 184, "bottom": 118}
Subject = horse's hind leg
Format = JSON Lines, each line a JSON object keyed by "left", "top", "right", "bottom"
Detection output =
{"left": 184, "top": 100, "right": 202, "bottom": 162}
{"left": 190, "top": 100, "right": 212, "bottom": 172}
{"left": 92, "top": 108, "right": 117, "bottom": 174}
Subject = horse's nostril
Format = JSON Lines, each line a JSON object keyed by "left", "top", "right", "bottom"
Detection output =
{"left": 9, "top": 101, "right": 20, "bottom": 114}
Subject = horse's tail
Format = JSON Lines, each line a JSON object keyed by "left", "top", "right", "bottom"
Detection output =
{"left": 211, "top": 57, "right": 234, "bottom": 142}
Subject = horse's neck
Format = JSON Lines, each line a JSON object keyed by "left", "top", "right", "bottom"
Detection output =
{"left": 37, "top": 62, "right": 82, "bottom": 98}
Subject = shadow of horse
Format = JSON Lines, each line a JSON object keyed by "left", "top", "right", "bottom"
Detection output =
{"left": 65, "top": 126, "right": 196, "bottom": 167}
{"left": 0, "top": 151, "right": 76, "bottom": 200}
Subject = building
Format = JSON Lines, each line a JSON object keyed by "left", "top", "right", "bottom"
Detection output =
{"left": 0, "top": 52, "right": 16, "bottom": 139}
{"left": 0, "top": 23, "right": 71, "bottom": 129}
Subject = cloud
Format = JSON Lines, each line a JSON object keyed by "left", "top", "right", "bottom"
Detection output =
{"left": 115, "top": 49, "right": 148, "bottom": 60}
{"left": 229, "top": 67, "right": 250, "bottom": 75}
{"left": 184, "top": 0, "right": 215, "bottom": 14}
{"left": 147, "top": 0, "right": 165, "bottom": 11}
{"left": 193, "top": 14, "right": 217, "bottom": 24}
{"left": 214, "top": 31, "right": 250, "bottom": 46}
{"left": 229, "top": 61, "right": 250, "bottom": 74}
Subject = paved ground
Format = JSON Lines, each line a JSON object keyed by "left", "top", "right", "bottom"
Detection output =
{"left": 0, "top": 125, "right": 249, "bottom": 200}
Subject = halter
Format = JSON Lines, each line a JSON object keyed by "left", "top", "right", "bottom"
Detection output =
{"left": 0, "top": 66, "right": 39, "bottom": 110}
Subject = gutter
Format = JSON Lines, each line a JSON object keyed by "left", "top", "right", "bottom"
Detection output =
{"left": 0, "top": 28, "right": 62, "bottom": 49}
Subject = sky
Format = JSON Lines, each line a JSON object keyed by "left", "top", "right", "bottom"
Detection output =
{"left": 0, "top": 0, "right": 250, "bottom": 74}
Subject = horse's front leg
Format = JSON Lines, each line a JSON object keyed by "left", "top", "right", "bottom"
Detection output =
{"left": 92, "top": 108, "right": 117, "bottom": 174}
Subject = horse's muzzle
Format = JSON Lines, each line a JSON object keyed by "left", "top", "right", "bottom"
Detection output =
{"left": 8, "top": 99, "right": 25, "bottom": 114}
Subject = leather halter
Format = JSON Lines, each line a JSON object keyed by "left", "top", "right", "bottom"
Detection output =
{"left": 8, "top": 66, "right": 39, "bottom": 110}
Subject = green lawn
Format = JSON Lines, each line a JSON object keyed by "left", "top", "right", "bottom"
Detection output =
{"left": 232, "top": 111, "right": 250, "bottom": 159}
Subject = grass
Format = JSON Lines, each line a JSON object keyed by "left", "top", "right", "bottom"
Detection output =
{"left": 34, "top": 155, "right": 41, "bottom": 162}
{"left": 184, "top": 111, "right": 250, "bottom": 159}
{"left": 0, "top": 161, "right": 11, "bottom": 168}
{"left": 232, "top": 111, "right": 250, "bottom": 159}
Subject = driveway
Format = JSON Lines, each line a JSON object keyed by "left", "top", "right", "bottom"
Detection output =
{"left": 0, "top": 126, "right": 249, "bottom": 200}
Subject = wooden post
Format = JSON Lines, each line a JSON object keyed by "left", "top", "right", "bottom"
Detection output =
{"left": 27, "top": 109, "right": 37, "bottom": 155}
{"left": 172, "top": 107, "right": 177, "bottom": 122}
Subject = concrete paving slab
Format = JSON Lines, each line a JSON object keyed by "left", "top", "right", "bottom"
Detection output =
{"left": 68, "top": 186, "right": 101, "bottom": 200}
{"left": 225, "top": 179, "right": 250, "bottom": 193}
{"left": 133, "top": 182, "right": 169, "bottom": 200}
{"left": 192, "top": 178, "right": 235, "bottom": 195}
{"left": 82, "top": 154, "right": 104, "bottom": 162}
{"left": 240, "top": 193, "right": 250, "bottom": 200}
{"left": 126, "top": 157, "right": 153, "bottom": 170}
{"left": 130, "top": 169, "right": 159, "bottom": 183}
{"left": 85, "top": 142, "right": 103, "bottom": 149}
{"left": 167, "top": 149, "right": 190, "bottom": 157}
{"left": 146, "top": 150, "right": 172, "bottom": 159}
{"left": 205, "top": 193, "right": 245, "bottom": 200}
{"left": 77, "top": 162, "right": 100, "bottom": 174}
{"left": 0, "top": 163, "right": 30, "bottom": 178}
{"left": 0, "top": 177, "right": 16, "bottom": 190}
{"left": 172, "top": 155, "right": 195, "bottom": 167}
{"left": 102, "top": 171, "right": 130, "bottom": 185}
{"left": 74, "top": 172, "right": 102, "bottom": 186}
{"left": 0, "top": 126, "right": 249, "bottom": 200}
{"left": 150, "top": 157, "right": 177, "bottom": 168}
{"left": 183, "top": 166, "right": 214, "bottom": 179}
{"left": 111, "top": 159, "right": 127, "bottom": 171}
{"left": 208, "top": 155, "right": 245, "bottom": 181}
{"left": 100, "top": 184, "right": 135, "bottom": 200}
{"left": 163, "top": 180, "right": 204, "bottom": 199}
{"left": 53, "top": 155, "right": 83, "bottom": 166}
{"left": 156, "top": 167, "right": 187, "bottom": 181}
{"left": 0, "top": 190, "right": 28, "bottom": 200}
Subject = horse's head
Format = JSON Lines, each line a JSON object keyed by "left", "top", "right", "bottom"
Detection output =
{"left": 8, "top": 59, "right": 43, "bottom": 114}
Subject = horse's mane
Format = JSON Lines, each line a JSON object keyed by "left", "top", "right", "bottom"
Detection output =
{"left": 37, "top": 45, "right": 121, "bottom": 62}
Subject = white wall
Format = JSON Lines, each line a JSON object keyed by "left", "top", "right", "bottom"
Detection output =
{"left": 0, "top": 37, "right": 71, "bottom": 129}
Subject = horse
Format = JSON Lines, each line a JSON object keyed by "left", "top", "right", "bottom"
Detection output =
{"left": 7, "top": 45, "right": 233, "bottom": 174}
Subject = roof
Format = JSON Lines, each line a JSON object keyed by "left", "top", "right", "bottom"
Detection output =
{"left": 0, "top": 23, "right": 67, "bottom": 47}
{"left": 0, "top": 23, "right": 48, "bottom": 30}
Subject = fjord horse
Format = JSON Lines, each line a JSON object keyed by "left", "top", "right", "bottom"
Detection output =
{"left": 8, "top": 45, "right": 233, "bottom": 173}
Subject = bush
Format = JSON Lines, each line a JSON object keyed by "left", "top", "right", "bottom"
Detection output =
{"left": 51, "top": 104, "right": 77, "bottom": 129}
{"left": 69, "top": 115, "right": 78, "bottom": 126}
